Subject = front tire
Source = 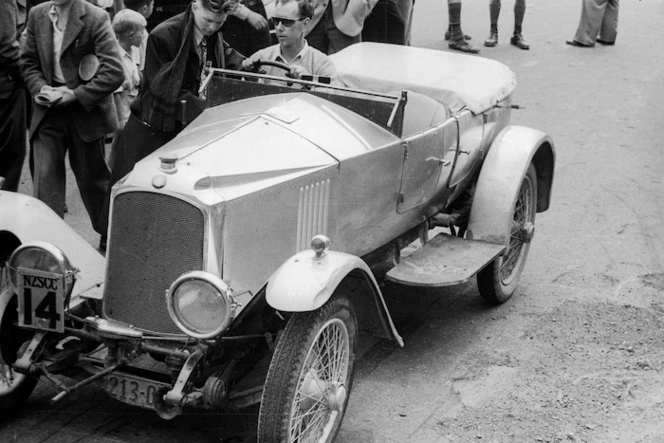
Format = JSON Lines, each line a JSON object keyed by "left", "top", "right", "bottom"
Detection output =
{"left": 0, "top": 280, "right": 38, "bottom": 416}
{"left": 477, "top": 163, "right": 538, "bottom": 304}
{"left": 257, "top": 296, "right": 357, "bottom": 443}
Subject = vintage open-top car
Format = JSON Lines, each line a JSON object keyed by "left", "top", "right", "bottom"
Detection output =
{"left": 0, "top": 43, "right": 554, "bottom": 442}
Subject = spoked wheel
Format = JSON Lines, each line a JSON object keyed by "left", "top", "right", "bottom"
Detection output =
{"left": 477, "top": 163, "right": 538, "bottom": 304}
{"left": 0, "top": 282, "right": 38, "bottom": 415}
{"left": 258, "top": 296, "right": 357, "bottom": 443}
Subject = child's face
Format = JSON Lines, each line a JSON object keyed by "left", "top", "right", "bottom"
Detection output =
{"left": 128, "top": 26, "right": 146, "bottom": 48}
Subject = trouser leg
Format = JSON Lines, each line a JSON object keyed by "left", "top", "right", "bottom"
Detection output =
{"left": 67, "top": 122, "right": 110, "bottom": 235}
{"left": 598, "top": 0, "right": 619, "bottom": 42}
{"left": 489, "top": 0, "right": 500, "bottom": 31}
{"left": 514, "top": 0, "right": 526, "bottom": 34}
{"left": 395, "top": 0, "right": 414, "bottom": 45}
{"left": 0, "top": 88, "right": 27, "bottom": 192}
{"left": 32, "top": 111, "right": 67, "bottom": 217}
{"left": 324, "top": 7, "right": 360, "bottom": 54}
{"left": 448, "top": 0, "right": 463, "bottom": 40}
{"left": 574, "top": 0, "right": 606, "bottom": 45}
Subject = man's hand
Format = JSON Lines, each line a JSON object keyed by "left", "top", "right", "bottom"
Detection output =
{"left": 241, "top": 58, "right": 256, "bottom": 71}
{"left": 35, "top": 85, "right": 62, "bottom": 107}
{"left": 52, "top": 86, "right": 77, "bottom": 107}
{"left": 245, "top": 10, "right": 268, "bottom": 31}
{"left": 289, "top": 65, "right": 310, "bottom": 79}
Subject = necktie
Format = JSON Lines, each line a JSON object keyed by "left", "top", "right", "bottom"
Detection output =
{"left": 199, "top": 39, "right": 208, "bottom": 100}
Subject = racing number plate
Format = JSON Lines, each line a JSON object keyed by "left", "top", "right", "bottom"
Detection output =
{"left": 17, "top": 268, "right": 65, "bottom": 333}
{"left": 104, "top": 373, "right": 170, "bottom": 409}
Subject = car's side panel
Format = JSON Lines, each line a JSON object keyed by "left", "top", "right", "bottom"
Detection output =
{"left": 0, "top": 192, "right": 105, "bottom": 301}
{"left": 467, "top": 126, "right": 556, "bottom": 246}
{"left": 448, "top": 111, "right": 486, "bottom": 189}
{"left": 397, "top": 126, "right": 446, "bottom": 213}
{"left": 331, "top": 140, "right": 419, "bottom": 257}
{"left": 222, "top": 167, "right": 338, "bottom": 298}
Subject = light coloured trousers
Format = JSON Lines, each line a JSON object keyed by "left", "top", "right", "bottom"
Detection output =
{"left": 573, "top": 0, "right": 619, "bottom": 45}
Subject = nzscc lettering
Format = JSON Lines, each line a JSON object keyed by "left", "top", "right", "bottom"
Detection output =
{"left": 23, "top": 274, "right": 59, "bottom": 290}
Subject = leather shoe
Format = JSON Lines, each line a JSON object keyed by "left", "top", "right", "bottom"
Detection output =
{"left": 510, "top": 34, "right": 530, "bottom": 50}
{"left": 566, "top": 40, "right": 594, "bottom": 48}
{"left": 444, "top": 30, "right": 471, "bottom": 41}
{"left": 596, "top": 39, "right": 615, "bottom": 45}
{"left": 449, "top": 39, "right": 480, "bottom": 54}
{"left": 484, "top": 31, "right": 498, "bottom": 47}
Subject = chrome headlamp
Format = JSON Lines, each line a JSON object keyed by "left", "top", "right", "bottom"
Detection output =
{"left": 7, "top": 241, "right": 76, "bottom": 294}
{"left": 166, "top": 271, "right": 236, "bottom": 339}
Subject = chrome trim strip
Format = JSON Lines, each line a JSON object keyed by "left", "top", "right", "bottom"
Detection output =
{"left": 297, "top": 179, "right": 330, "bottom": 252}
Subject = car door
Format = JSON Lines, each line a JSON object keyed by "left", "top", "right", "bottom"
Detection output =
{"left": 397, "top": 124, "right": 448, "bottom": 213}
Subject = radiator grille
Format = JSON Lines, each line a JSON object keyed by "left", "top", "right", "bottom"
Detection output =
{"left": 103, "top": 192, "right": 205, "bottom": 334}
{"left": 296, "top": 180, "right": 330, "bottom": 252}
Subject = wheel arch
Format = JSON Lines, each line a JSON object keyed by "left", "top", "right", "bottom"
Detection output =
{"left": 468, "top": 125, "right": 555, "bottom": 246}
{"left": 0, "top": 231, "right": 21, "bottom": 266}
{"left": 266, "top": 250, "right": 403, "bottom": 346}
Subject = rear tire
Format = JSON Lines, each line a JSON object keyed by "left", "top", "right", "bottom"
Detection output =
{"left": 257, "top": 296, "right": 357, "bottom": 443}
{"left": 477, "top": 163, "right": 538, "bottom": 304}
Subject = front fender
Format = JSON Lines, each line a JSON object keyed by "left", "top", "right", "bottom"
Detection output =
{"left": 266, "top": 249, "right": 403, "bottom": 345}
{"left": 0, "top": 191, "right": 106, "bottom": 300}
{"left": 467, "top": 125, "right": 555, "bottom": 246}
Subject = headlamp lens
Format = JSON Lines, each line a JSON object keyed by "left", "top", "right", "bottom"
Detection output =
{"left": 168, "top": 272, "right": 235, "bottom": 338}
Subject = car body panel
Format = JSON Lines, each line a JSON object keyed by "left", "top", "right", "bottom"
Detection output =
{"left": 0, "top": 192, "right": 105, "bottom": 301}
{"left": 467, "top": 125, "right": 556, "bottom": 246}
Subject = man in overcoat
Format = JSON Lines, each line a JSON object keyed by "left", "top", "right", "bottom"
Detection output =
{"left": 20, "top": 0, "right": 124, "bottom": 243}
{"left": 0, "top": 0, "right": 27, "bottom": 192}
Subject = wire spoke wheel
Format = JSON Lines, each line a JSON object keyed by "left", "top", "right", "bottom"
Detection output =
{"left": 258, "top": 296, "right": 357, "bottom": 443}
{"left": 477, "top": 164, "right": 538, "bottom": 304}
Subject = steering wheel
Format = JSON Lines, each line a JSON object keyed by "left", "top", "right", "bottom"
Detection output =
{"left": 249, "top": 60, "right": 294, "bottom": 77}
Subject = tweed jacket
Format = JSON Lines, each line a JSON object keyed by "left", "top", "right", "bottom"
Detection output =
{"left": 308, "top": 0, "right": 379, "bottom": 37}
{"left": 20, "top": 0, "right": 124, "bottom": 142}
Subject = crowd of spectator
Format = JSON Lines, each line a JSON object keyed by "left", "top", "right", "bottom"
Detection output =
{"left": 0, "top": 0, "right": 619, "bottom": 253}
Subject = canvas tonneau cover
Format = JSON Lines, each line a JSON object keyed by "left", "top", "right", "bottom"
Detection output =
{"left": 330, "top": 42, "right": 517, "bottom": 115}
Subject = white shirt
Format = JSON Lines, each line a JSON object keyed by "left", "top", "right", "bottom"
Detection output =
{"left": 248, "top": 42, "right": 338, "bottom": 85}
{"left": 48, "top": 4, "right": 66, "bottom": 84}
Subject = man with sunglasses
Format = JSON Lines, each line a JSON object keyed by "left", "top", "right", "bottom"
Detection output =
{"left": 241, "top": 0, "right": 337, "bottom": 85}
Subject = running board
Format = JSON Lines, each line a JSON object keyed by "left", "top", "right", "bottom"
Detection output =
{"left": 386, "top": 233, "right": 505, "bottom": 287}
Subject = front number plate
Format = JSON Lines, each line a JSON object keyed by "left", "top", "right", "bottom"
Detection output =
{"left": 104, "top": 373, "right": 170, "bottom": 409}
{"left": 17, "top": 268, "right": 66, "bottom": 333}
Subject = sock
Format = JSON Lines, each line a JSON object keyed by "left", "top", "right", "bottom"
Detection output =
{"left": 448, "top": 2, "right": 463, "bottom": 40}
{"left": 490, "top": 2, "right": 500, "bottom": 31}
{"left": 514, "top": 2, "right": 525, "bottom": 35}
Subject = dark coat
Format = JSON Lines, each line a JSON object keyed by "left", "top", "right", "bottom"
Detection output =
{"left": 0, "top": 0, "right": 22, "bottom": 99}
{"left": 132, "top": 10, "right": 244, "bottom": 130}
{"left": 20, "top": 0, "right": 124, "bottom": 141}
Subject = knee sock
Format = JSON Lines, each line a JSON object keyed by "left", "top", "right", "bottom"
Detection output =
{"left": 448, "top": 2, "right": 463, "bottom": 40}
{"left": 514, "top": 0, "right": 525, "bottom": 35}
{"left": 489, "top": 0, "right": 500, "bottom": 32}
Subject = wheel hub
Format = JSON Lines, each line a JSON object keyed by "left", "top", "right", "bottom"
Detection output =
{"left": 519, "top": 222, "right": 535, "bottom": 243}
{"left": 327, "top": 382, "right": 347, "bottom": 412}
{"left": 300, "top": 368, "right": 326, "bottom": 410}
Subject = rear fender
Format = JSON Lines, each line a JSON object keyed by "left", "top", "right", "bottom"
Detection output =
{"left": 266, "top": 250, "right": 403, "bottom": 346}
{"left": 467, "top": 126, "right": 555, "bottom": 246}
{"left": 0, "top": 191, "right": 106, "bottom": 300}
